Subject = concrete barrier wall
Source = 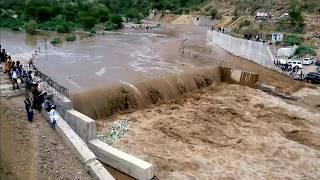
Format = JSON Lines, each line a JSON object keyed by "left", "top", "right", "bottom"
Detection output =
{"left": 219, "top": 67, "right": 259, "bottom": 87}
{"left": 207, "top": 30, "right": 276, "bottom": 70}
{"left": 89, "top": 139, "right": 154, "bottom": 180}
{"left": 52, "top": 95, "right": 96, "bottom": 143}
{"left": 63, "top": 110, "right": 97, "bottom": 143}
{"left": 51, "top": 94, "right": 155, "bottom": 179}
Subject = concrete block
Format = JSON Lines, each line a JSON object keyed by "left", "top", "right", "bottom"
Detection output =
{"left": 86, "top": 160, "right": 115, "bottom": 180}
{"left": 63, "top": 110, "right": 97, "bottom": 143}
{"left": 54, "top": 112, "right": 96, "bottom": 164}
{"left": 53, "top": 95, "right": 73, "bottom": 112}
{"left": 89, "top": 139, "right": 154, "bottom": 180}
{"left": 219, "top": 67, "right": 259, "bottom": 87}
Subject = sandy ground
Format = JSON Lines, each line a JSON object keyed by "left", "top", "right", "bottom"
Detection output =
{"left": 100, "top": 83, "right": 320, "bottom": 179}
{"left": 0, "top": 96, "right": 92, "bottom": 180}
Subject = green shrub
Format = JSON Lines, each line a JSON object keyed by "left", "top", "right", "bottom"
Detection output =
{"left": 65, "top": 34, "right": 76, "bottom": 41}
{"left": 210, "top": 8, "right": 218, "bottom": 19}
{"left": 276, "top": 19, "right": 304, "bottom": 34}
{"left": 35, "top": 6, "right": 54, "bottom": 22}
{"left": 238, "top": 20, "right": 251, "bottom": 29}
{"left": 283, "top": 34, "right": 303, "bottom": 46}
{"left": 50, "top": 38, "right": 62, "bottom": 46}
{"left": 79, "top": 16, "right": 96, "bottom": 30}
{"left": 38, "top": 15, "right": 74, "bottom": 33}
{"left": 0, "top": 17, "right": 24, "bottom": 29}
{"left": 25, "top": 20, "right": 37, "bottom": 35}
{"left": 90, "top": 29, "right": 97, "bottom": 34}
{"left": 295, "top": 45, "right": 317, "bottom": 57}
{"left": 109, "top": 14, "right": 123, "bottom": 28}
{"left": 239, "top": 23, "right": 259, "bottom": 36}
{"left": 103, "top": 22, "right": 118, "bottom": 30}
{"left": 103, "top": 14, "right": 123, "bottom": 30}
{"left": 56, "top": 23, "right": 71, "bottom": 33}
{"left": 11, "top": 27, "right": 20, "bottom": 31}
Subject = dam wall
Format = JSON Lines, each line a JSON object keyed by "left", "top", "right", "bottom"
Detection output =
{"left": 72, "top": 66, "right": 221, "bottom": 120}
{"left": 207, "top": 30, "right": 276, "bottom": 70}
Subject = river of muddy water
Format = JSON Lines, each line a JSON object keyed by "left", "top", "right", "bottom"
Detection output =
{"left": 1, "top": 26, "right": 209, "bottom": 93}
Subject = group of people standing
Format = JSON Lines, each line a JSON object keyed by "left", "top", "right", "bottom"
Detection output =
{"left": 0, "top": 45, "right": 32, "bottom": 90}
{"left": 1, "top": 44, "right": 57, "bottom": 127}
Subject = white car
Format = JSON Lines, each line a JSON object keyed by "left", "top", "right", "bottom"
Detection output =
{"left": 303, "top": 58, "right": 313, "bottom": 65}
{"left": 288, "top": 60, "right": 303, "bottom": 69}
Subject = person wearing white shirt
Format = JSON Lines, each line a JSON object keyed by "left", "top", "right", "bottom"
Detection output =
{"left": 11, "top": 67, "right": 19, "bottom": 90}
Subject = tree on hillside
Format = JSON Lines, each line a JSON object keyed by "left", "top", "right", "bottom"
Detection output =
{"left": 109, "top": 14, "right": 123, "bottom": 28}
{"left": 288, "top": 3, "right": 304, "bottom": 33}
{"left": 289, "top": 8, "right": 304, "bottom": 25}
{"left": 77, "top": 11, "right": 97, "bottom": 30}
{"left": 89, "top": 4, "right": 110, "bottom": 22}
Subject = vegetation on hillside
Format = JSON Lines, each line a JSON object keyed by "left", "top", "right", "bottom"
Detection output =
{"left": 0, "top": 0, "right": 130, "bottom": 33}
{"left": 0, "top": 0, "right": 211, "bottom": 34}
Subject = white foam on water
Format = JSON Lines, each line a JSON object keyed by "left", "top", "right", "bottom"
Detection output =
{"left": 144, "top": 66, "right": 177, "bottom": 74}
{"left": 129, "top": 61, "right": 147, "bottom": 72}
{"left": 120, "top": 80, "right": 141, "bottom": 94}
{"left": 95, "top": 67, "right": 106, "bottom": 76}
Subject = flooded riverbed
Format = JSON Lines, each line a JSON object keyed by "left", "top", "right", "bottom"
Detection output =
{"left": 1, "top": 28, "right": 203, "bottom": 93}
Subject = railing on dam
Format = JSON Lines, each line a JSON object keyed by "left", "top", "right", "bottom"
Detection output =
{"left": 29, "top": 53, "right": 70, "bottom": 98}
{"left": 35, "top": 68, "right": 70, "bottom": 98}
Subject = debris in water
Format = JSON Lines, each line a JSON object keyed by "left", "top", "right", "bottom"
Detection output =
{"left": 97, "top": 120, "right": 129, "bottom": 145}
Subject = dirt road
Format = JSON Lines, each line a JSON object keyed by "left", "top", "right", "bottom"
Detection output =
{"left": 101, "top": 84, "right": 320, "bottom": 179}
{"left": 0, "top": 96, "right": 91, "bottom": 180}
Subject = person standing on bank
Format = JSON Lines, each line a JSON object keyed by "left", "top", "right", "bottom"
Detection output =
{"left": 24, "top": 98, "right": 34, "bottom": 122}
{"left": 11, "top": 67, "right": 20, "bottom": 90}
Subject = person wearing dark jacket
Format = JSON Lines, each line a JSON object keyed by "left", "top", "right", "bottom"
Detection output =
{"left": 24, "top": 98, "right": 34, "bottom": 122}
{"left": 33, "top": 91, "right": 46, "bottom": 111}
{"left": 44, "top": 96, "right": 56, "bottom": 112}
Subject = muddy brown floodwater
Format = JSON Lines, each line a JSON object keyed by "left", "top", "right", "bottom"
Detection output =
{"left": 2, "top": 23, "right": 318, "bottom": 179}
{"left": 100, "top": 84, "right": 320, "bottom": 179}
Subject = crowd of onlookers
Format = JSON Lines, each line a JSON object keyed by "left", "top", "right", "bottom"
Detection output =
{"left": 1, "top": 44, "right": 57, "bottom": 127}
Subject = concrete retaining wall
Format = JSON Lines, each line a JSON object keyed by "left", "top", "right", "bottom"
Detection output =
{"left": 89, "top": 139, "right": 154, "bottom": 180}
{"left": 51, "top": 94, "right": 155, "bottom": 179}
{"left": 86, "top": 160, "right": 115, "bottom": 180}
{"left": 53, "top": 95, "right": 73, "bottom": 114}
{"left": 52, "top": 96, "right": 96, "bottom": 143}
{"left": 207, "top": 30, "right": 276, "bottom": 70}
{"left": 63, "top": 110, "right": 97, "bottom": 143}
{"left": 219, "top": 67, "right": 259, "bottom": 87}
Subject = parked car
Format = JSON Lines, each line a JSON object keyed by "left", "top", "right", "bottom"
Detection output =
{"left": 315, "top": 59, "right": 320, "bottom": 66}
{"left": 305, "top": 72, "right": 320, "bottom": 84}
{"left": 302, "top": 57, "right": 313, "bottom": 65}
{"left": 287, "top": 60, "right": 303, "bottom": 69}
